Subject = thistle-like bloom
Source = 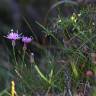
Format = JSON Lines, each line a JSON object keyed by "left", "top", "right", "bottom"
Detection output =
{"left": 22, "top": 36, "right": 32, "bottom": 44}
{"left": 22, "top": 36, "right": 32, "bottom": 51}
{"left": 6, "top": 29, "right": 21, "bottom": 40}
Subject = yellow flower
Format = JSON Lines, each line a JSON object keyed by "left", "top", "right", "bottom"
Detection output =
{"left": 70, "top": 13, "right": 77, "bottom": 23}
{"left": 11, "top": 80, "right": 15, "bottom": 96}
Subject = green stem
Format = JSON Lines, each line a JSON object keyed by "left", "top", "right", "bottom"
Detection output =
{"left": 34, "top": 64, "right": 59, "bottom": 89}
{"left": 34, "top": 64, "right": 50, "bottom": 84}
{"left": 12, "top": 44, "right": 17, "bottom": 67}
{"left": 22, "top": 44, "right": 27, "bottom": 69}
{"left": 22, "top": 50, "right": 25, "bottom": 64}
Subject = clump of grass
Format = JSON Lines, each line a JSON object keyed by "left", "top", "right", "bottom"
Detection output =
{"left": 1, "top": 4, "right": 96, "bottom": 96}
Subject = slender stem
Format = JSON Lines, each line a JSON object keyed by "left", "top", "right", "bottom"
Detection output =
{"left": 21, "top": 49, "right": 26, "bottom": 71}
{"left": 34, "top": 64, "right": 59, "bottom": 92}
{"left": 22, "top": 44, "right": 27, "bottom": 69}
{"left": 22, "top": 50, "right": 25, "bottom": 62}
{"left": 34, "top": 64, "right": 49, "bottom": 84}
{"left": 12, "top": 41, "right": 17, "bottom": 67}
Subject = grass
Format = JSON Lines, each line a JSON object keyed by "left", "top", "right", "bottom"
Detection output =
{"left": 0, "top": 4, "right": 96, "bottom": 96}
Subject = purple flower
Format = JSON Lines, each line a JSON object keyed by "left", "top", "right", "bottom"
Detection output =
{"left": 22, "top": 36, "right": 32, "bottom": 44}
{"left": 6, "top": 29, "right": 21, "bottom": 40}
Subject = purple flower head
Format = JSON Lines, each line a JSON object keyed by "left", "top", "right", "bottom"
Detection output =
{"left": 6, "top": 29, "right": 21, "bottom": 40}
{"left": 22, "top": 36, "right": 32, "bottom": 44}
